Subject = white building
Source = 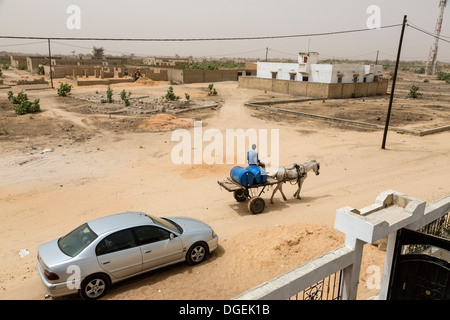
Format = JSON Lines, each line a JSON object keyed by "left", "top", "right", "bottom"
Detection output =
{"left": 257, "top": 52, "right": 383, "bottom": 84}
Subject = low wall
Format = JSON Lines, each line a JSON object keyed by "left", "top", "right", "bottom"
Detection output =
{"left": 76, "top": 78, "right": 135, "bottom": 86}
{"left": 44, "top": 65, "right": 103, "bottom": 78}
{"left": 238, "top": 77, "right": 389, "bottom": 98}
{"left": 182, "top": 69, "right": 256, "bottom": 84}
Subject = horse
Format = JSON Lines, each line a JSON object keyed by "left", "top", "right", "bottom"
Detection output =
{"left": 269, "top": 160, "right": 320, "bottom": 204}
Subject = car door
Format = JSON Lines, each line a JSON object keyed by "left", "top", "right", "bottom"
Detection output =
{"left": 133, "top": 226, "right": 183, "bottom": 271}
{"left": 96, "top": 229, "right": 143, "bottom": 279}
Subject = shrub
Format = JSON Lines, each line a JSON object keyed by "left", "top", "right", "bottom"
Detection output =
{"left": 207, "top": 83, "right": 217, "bottom": 96}
{"left": 8, "top": 90, "right": 28, "bottom": 104}
{"left": 185, "top": 93, "right": 190, "bottom": 101}
{"left": 423, "top": 79, "right": 429, "bottom": 83}
{"left": 17, "top": 63, "right": 26, "bottom": 70}
{"left": 106, "top": 85, "right": 113, "bottom": 103}
{"left": 178, "top": 61, "right": 245, "bottom": 70}
{"left": 57, "top": 82, "right": 72, "bottom": 97}
{"left": 120, "top": 89, "right": 132, "bottom": 106}
{"left": 7, "top": 91, "right": 40, "bottom": 115}
{"left": 436, "top": 71, "right": 450, "bottom": 82}
{"left": 408, "top": 85, "right": 422, "bottom": 99}
{"left": 14, "top": 99, "right": 40, "bottom": 115}
{"left": 163, "top": 86, "right": 180, "bottom": 101}
{"left": 1, "top": 63, "right": 9, "bottom": 70}
{"left": 37, "top": 65, "right": 45, "bottom": 75}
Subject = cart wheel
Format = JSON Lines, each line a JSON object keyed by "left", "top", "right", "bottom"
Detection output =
{"left": 234, "top": 190, "right": 248, "bottom": 202}
{"left": 248, "top": 197, "right": 265, "bottom": 214}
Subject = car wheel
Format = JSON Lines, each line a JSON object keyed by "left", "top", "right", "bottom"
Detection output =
{"left": 186, "top": 242, "right": 208, "bottom": 265}
{"left": 80, "top": 274, "right": 110, "bottom": 300}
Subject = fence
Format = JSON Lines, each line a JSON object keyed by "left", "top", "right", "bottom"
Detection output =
{"left": 238, "top": 76, "right": 389, "bottom": 98}
{"left": 233, "top": 190, "right": 450, "bottom": 300}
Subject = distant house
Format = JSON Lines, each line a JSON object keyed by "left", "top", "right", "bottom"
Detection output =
{"left": 257, "top": 52, "right": 383, "bottom": 84}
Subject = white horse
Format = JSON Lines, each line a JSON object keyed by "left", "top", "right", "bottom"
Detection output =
{"left": 269, "top": 160, "right": 320, "bottom": 204}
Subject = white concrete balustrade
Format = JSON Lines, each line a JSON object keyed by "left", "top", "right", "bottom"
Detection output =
{"left": 234, "top": 190, "right": 450, "bottom": 300}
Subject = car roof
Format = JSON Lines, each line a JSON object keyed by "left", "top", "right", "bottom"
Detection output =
{"left": 87, "top": 211, "right": 153, "bottom": 235}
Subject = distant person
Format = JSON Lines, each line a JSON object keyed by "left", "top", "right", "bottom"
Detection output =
{"left": 134, "top": 69, "right": 141, "bottom": 81}
{"left": 247, "top": 144, "right": 265, "bottom": 169}
{"left": 124, "top": 69, "right": 128, "bottom": 76}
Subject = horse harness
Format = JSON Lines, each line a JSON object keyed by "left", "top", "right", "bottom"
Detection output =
{"left": 286, "top": 163, "right": 306, "bottom": 185}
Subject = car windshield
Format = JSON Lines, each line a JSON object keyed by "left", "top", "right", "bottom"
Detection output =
{"left": 58, "top": 223, "right": 97, "bottom": 257}
{"left": 147, "top": 214, "right": 182, "bottom": 234}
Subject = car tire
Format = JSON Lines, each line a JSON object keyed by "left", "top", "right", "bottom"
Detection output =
{"left": 186, "top": 242, "right": 208, "bottom": 265}
{"left": 79, "top": 273, "right": 110, "bottom": 300}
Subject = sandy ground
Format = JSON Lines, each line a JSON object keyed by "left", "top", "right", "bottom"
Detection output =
{"left": 0, "top": 69, "right": 449, "bottom": 300}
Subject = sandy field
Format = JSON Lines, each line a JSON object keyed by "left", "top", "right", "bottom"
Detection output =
{"left": 0, "top": 69, "right": 449, "bottom": 300}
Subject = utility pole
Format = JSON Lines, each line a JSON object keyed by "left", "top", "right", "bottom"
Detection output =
{"left": 381, "top": 15, "right": 407, "bottom": 150}
{"left": 375, "top": 50, "right": 379, "bottom": 65}
{"left": 47, "top": 39, "right": 54, "bottom": 89}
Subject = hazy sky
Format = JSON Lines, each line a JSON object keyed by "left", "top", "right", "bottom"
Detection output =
{"left": 0, "top": 0, "right": 449, "bottom": 62}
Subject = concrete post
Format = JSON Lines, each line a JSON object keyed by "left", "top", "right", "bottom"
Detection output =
{"left": 340, "top": 236, "right": 365, "bottom": 300}
{"left": 378, "top": 231, "right": 397, "bottom": 300}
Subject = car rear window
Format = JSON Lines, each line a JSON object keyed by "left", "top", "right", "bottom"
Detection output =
{"left": 58, "top": 223, "right": 98, "bottom": 257}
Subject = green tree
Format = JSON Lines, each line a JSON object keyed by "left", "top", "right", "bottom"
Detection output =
{"left": 106, "top": 86, "right": 113, "bottom": 103}
{"left": 92, "top": 46, "right": 105, "bottom": 59}
{"left": 120, "top": 90, "right": 132, "bottom": 106}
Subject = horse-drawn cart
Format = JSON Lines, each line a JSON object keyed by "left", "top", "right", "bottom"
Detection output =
{"left": 217, "top": 160, "right": 320, "bottom": 214}
{"left": 217, "top": 176, "right": 282, "bottom": 214}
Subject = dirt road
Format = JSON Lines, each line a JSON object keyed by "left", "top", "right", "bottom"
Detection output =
{"left": 0, "top": 73, "right": 449, "bottom": 300}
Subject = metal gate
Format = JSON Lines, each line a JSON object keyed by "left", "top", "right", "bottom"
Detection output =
{"left": 387, "top": 226, "right": 450, "bottom": 300}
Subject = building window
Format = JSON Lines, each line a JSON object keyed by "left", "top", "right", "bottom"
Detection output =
{"left": 353, "top": 75, "right": 358, "bottom": 83}
{"left": 337, "top": 74, "right": 343, "bottom": 83}
{"left": 302, "top": 76, "right": 309, "bottom": 82}
{"left": 363, "top": 77, "right": 367, "bottom": 83}
{"left": 289, "top": 73, "right": 296, "bottom": 81}
{"left": 271, "top": 71, "right": 277, "bottom": 79}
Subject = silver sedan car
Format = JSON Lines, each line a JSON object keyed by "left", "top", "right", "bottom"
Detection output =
{"left": 37, "top": 211, "right": 219, "bottom": 300}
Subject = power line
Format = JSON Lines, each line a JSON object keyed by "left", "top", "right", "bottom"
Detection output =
{"left": 51, "top": 41, "right": 267, "bottom": 58}
{"left": 50, "top": 41, "right": 148, "bottom": 57}
{"left": 0, "top": 24, "right": 402, "bottom": 42}
{"left": 407, "top": 21, "right": 450, "bottom": 45}
{"left": 207, "top": 48, "right": 267, "bottom": 57}
{"left": 0, "top": 40, "right": 47, "bottom": 48}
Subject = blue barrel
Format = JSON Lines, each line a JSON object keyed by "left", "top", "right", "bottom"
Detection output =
{"left": 247, "top": 166, "right": 268, "bottom": 184}
{"left": 230, "top": 166, "right": 255, "bottom": 187}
